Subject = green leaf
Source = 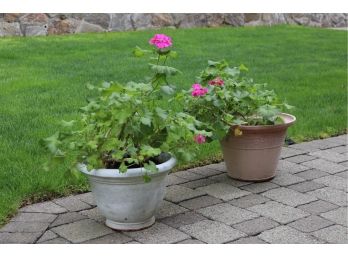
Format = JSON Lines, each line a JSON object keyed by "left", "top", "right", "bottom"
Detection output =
{"left": 239, "top": 64, "right": 249, "bottom": 72}
{"left": 143, "top": 173, "right": 152, "bottom": 183}
{"left": 60, "top": 120, "right": 76, "bottom": 128}
{"left": 119, "top": 162, "right": 127, "bottom": 173}
{"left": 140, "top": 117, "right": 152, "bottom": 126}
{"left": 41, "top": 132, "right": 61, "bottom": 154}
{"left": 144, "top": 161, "right": 158, "bottom": 173}
{"left": 160, "top": 85, "right": 175, "bottom": 95}
{"left": 111, "top": 150, "right": 126, "bottom": 160}
{"left": 155, "top": 107, "right": 168, "bottom": 120}
{"left": 284, "top": 102, "right": 294, "bottom": 110}
{"left": 274, "top": 116, "right": 285, "bottom": 125}
{"left": 257, "top": 105, "right": 281, "bottom": 123}
{"left": 207, "top": 60, "right": 220, "bottom": 66}
{"left": 87, "top": 140, "right": 98, "bottom": 150}
{"left": 149, "top": 64, "right": 181, "bottom": 76}
{"left": 133, "top": 46, "right": 150, "bottom": 57}
{"left": 140, "top": 145, "right": 161, "bottom": 157}
{"left": 169, "top": 51, "right": 178, "bottom": 58}
{"left": 102, "top": 83, "right": 124, "bottom": 96}
{"left": 160, "top": 142, "right": 170, "bottom": 152}
{"left": 86, "top": 83, "right": 95, "bottom": 90}
{"left": 224, "top": 67, "right": 240, "bottom": 77}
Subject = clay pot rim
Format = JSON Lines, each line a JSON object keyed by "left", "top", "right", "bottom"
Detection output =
{"left": 235, "top": 113, "right": 296, "bottom": 131}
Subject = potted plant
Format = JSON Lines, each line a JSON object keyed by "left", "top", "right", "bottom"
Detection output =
{"left": 42, "top": 34, "right": 210, "bottom": 230}
{"left": 182, "top": 60, "right": 295, "bottom": 181}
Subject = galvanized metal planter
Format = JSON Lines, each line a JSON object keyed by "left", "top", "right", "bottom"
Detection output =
{"left": 79, "top": 156, "right": 176, "bottom": 231}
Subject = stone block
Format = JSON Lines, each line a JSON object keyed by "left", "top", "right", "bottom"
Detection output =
{"left": 0, "top": 22, "right": 21, "bottom": 36}
{"left": 262, "top": 187, "right": 317, "bottom": 207}
{"left": 37, "top": 230, "right": 58, "bottom": 243}
{"left": 165, "top": 185, "right": 205, "bottom": 203}
{"left": 307, "top": 187, "right": 347, "bottom": 206}
{"left": 51, "top": 219, "right": 113, "bottom": 243}
{"left": 173, "top": 170, "right": 205, "bottom": 181}
{"left": 155, "top": 200, "right": 188, "bottom": 219}
{"left": 329, "top": 146, "right": 347, "bottom": 154}
{"left": 151, "top": 14, "right": 175, "bottom": 27}
{"left": 20, "top": 201, "right": 67, "bottom": 214}
{"left": 297, "top": 200, "right": 340, "bottom": 215}
{"left": 12, "top": 212, "right": 56, "bottom": 223}
{"left": 50, "top": 212, "right": 87, "bottom": 228}
{"left": 233, "top": 217, "right": 279, "bottom": 236}
{"left": 79, "top": 207, "right": 105, "bottom": 223}
{"left": 82, "top": 233, "right": 132, "bottom": 244}
{"left": 295, "top": 169, "right": 329, "bottom": 180}
{"left": 77, "top": 192, "right": 96, "bottom": 206}
{"left": 248, "top": 201, "right": 310, "bottom": 224}
{"left": 165, "top": 174, "right": 188, "bottom": 186}
{"left": 180, "top": 178, "right": 216, "bottom": 189}
{"left": 38, "top": 237, "right": 70, "bottom": 244}
{"left": 312, "top": 225, "right": 348, "bottom": 243}
{"left": 259, "top": 226, "right": 321, "bottom": 243}
{"left": 124, "top": 222, "right": 190, "bottom": 244}
{"left": 301, "top": 159, "right": 347, "bottom": 174}
{"left": 230, "top": 236, "right": 267, "bottom": 244}
{"left": 210, "top": 173, "right": 251, "bottom": 187}
{"left": 0, "top": 232, "right": 41, "bottom": 244}
{"left": 240, "top": 182, "right": 279, "bottom": 194}
{"left": 22, "top": 25, "right": 48, "bottom": 36}
{"left": 178, "top": 195, "right": 222, "bottom": 210}
{"left": 53, "top": 195, "right": 92, "bottom": 212}
{"left": 83, "top": 14, "right": 111, "bottom": 29}
{"left": 276, "top": 160, "right": 310, "bottom": 174}
{"left": 198, "top": 183, "right": 251, "bottom": 201}
{"left": 271, "top": 173, "right": 306, "bottom": 186}
{"left": 197, "top": 203, "right": 259, "bottom": 225}
{"left": 204, "top": 162, "right": 227, "bottom": 172}
{"left": 110, "top": 14, "right": 133, "bottom": 31}
{"left": 280, "top": 147, "right": 308, "bottom": 159}
{"left": 309, "top": 150, "right": 348, "bottom": 163}
{"left": 75, "top": 21, "right": 104, "bottom": 33}
{"left": 160, "top": 211, "right": 206, "bottom": 228}
{"left": 320, "top": 207, "right": 347, "bottom": 226}
{"left": 180, "top": 220, "right": 246, "bottom": 244}
{"left": 229, "top": 194, "right": 270, "bottom": 208}
{"left": 224, "top": 14, "right": 245, "bottom": 26}
{"left": 313, "top": 175, "right": 347, "bottom": 192}
{"left": 288, "top": 215, "right": 334, "bottom": 232}
{"left": 284, "top": 154, "right": 317, "bottom": 164}
{"left": 0, "top": 221, "right": 50, "bottom": 233}
{"left": 189, "top": 166, "right": 222, "bottom": 177}
{"left": 177, "top": 239, "right": 205, "bottom": 244}
{"left": 287, "top": 181, "right": 325, "bottom": 193}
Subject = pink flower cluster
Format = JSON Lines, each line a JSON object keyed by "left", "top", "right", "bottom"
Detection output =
{"left": 191, "top": 84, "right": 208, "bottom": 97}
{"left": 149, "top": 34, "right": 172, "bottom": 49}
{"left": 194, "top": 134, "right": 206, "bottom": 144}
{"left": 209, "top": 77, "right": 224, "bottom": 86}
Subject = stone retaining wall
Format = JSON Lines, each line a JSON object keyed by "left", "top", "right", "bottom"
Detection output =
{"left": 0, "top": 13, "right": 347, "bottom": 37}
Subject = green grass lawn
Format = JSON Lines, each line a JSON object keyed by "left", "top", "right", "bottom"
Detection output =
{"left": 0, "top": 25, "right": 347, "bottom": 225}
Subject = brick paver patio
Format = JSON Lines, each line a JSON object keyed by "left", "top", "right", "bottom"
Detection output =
{"left": 0, "top": 135, "right": 347, "bottom": 244}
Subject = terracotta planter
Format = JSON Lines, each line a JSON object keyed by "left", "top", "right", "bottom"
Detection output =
{"left": 220, "top": 113, "right": 296, "bottom": 182}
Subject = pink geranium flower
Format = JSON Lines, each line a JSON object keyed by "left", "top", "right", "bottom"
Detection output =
{"left": 209, "top": 77, "right": 224, "bottom": 86}
{"left": 194, "top": 134, "right": 206, "bottom": 144}
{"left": 191, "top": 84, "right": 208, "bottom": 97}
{"left": 149, "top": 34, "right": 172, "bottom": 49}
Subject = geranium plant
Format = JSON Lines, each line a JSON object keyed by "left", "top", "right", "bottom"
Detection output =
{"left": 42, "top": 34, "right": 210, "bottom": 180}
{"left": 182, "top": 60, "right": 293, "bottom": 140}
